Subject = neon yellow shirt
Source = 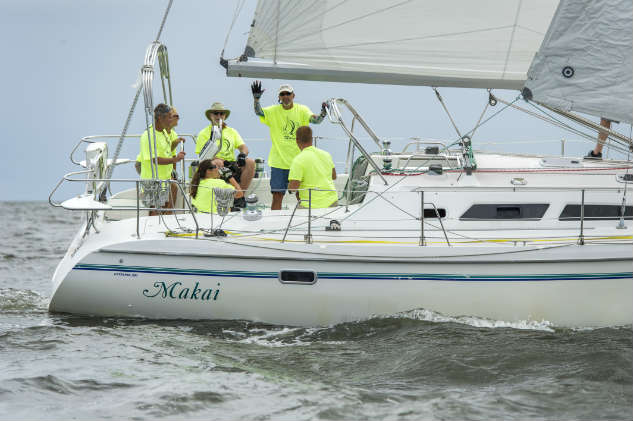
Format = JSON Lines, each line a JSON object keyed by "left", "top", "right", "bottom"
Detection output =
{"left": 288, "top": 146, "right": 338, "bottom": 208}
{"left": 191, "top": 178, "right": 235, "bottom": 213}
{"left": 195, "top": 125, "right": 244, "bottom": 161}
{"left": 137, "top": 129, "right": 179, "bottom": 162}
{"left": 139, "top": 126, "right": 177, "bottom": 180}
{"left": 259, "top": 103, "right": 313, "bottom": 169}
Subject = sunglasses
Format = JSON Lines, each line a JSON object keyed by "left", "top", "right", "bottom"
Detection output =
{"left": 279, "top": 92, "right": 292, "bottom": 96}
{"left": 211, "top": 111, "right": 225, "bottom": 116}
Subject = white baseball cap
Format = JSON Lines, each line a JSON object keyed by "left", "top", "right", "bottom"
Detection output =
{"left": 278, "top": 84, "right": 294, "bottom": 95}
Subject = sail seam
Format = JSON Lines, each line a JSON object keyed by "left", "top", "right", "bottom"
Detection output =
{"left": 502, "top": 0, "right": 522, "bottom": 80}
{"left": 274, "top": 25, "right": 516, "bottom": 54}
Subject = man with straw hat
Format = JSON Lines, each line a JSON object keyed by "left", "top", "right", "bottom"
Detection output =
{"left": 195, "top": 102, "right": 254, "bottom": 208}
{"left": 251, "top": 81, "right": 328, "bottom": 210}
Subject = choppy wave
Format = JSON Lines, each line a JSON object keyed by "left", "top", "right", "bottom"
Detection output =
{"left": 392, "top": 308, "right": 556, "bottom": 331}
{"left": 0, "top": 288, "right": 48, "bottom": 313}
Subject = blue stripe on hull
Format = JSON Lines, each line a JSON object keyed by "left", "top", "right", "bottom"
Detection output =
{"left": 73, "top": 264, "right": 632, "bottom": 282}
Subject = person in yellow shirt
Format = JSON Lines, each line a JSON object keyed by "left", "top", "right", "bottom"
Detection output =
{"left": 251, "top": 81, "right": 328, "bottom": 210}
{"left": 136, "top": 107, "right": 184, "bottom": 174}
{"left": 138, "top": 103, "right": 186, "bottom": 215}
{"left": 190, "top": 159, "right": 244, "bottom": 213}
{"left": 288, "top": 126, "right": 338, "bottom": 209}
{"left": 195, "top": 102, "right": 253, "bottom": 208}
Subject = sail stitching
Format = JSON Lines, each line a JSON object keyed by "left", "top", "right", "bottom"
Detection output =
{"left": 502, "top": 0, "right": 522, "bottom": 79}
{"left": 275, "top": 25, "right": 516, "bottom": 54}
{"left": 284, "top": 0, "right": 413, "bottom": 45}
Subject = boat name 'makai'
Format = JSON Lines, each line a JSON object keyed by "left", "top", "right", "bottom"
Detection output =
{"left": 143, "top": 281, "right": 220, "bottom": 301}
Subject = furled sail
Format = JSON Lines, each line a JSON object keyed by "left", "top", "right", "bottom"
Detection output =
{"left": 523, "top": 0, "right": 633, "bottom": 124}
{"left": 225, "top": 0, "right": 559, "bottom": 90}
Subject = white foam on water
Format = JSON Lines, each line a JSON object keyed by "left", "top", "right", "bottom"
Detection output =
{"left": 232, "top": 327, "right": 311, "bottom": 348}
{"left": 394, "top": 308, "right": 556, "bottom": 332}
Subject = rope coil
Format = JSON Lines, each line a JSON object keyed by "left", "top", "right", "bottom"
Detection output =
{"left": 213, "top": 188, "right": 235, "bottom": 217}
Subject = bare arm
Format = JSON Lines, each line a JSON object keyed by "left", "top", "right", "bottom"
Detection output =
{"left": 332, "top": 168, "right": 337, "bottom": 180}
{"left": 288, "top": 179, "right": 300, "bottom": 193}
{"left": 238, "top": 144, "right": 249, "bottom": 156}
{"left": 155, "top": 151, "right": 185, "bottom": 165}
{"left": 170, "top": 137, "right": 185, "bottom": 151}
{"left": 228, "top": 177, "right": 244, "bottom": 198}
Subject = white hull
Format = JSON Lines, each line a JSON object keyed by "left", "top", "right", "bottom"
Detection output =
{"left": 50, "top": 150, "right": 633, "bottom": 328}
{"left": 50, "top": 230, "right": 633, "bottom": 327}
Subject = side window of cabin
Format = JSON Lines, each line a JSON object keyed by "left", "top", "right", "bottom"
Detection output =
{"left": 460, "top": 204, "right": 549, "bottom": 220}
{"left": 559, "top": 205, "right": 633, "bottom": 220}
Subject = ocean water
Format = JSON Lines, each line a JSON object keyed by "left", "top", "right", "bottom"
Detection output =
{"left": 0, "top": 201, "right": 631, "bottom": 420}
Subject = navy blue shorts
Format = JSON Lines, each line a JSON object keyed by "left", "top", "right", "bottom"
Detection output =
{"left": 270, "top": 167, "right": 290, "bottom": 193}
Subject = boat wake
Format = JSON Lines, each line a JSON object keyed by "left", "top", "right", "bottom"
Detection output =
{"left": 215, "top": 309, "right": 562, "bottom": 348}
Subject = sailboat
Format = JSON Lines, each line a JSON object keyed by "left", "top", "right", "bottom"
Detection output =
{"left": 48, "top": 0, "right": 632, "bottom": 327}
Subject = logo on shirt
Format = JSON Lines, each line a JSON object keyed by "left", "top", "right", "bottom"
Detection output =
{"left": 283, "top": 118, "right": 297, "bottom": 141}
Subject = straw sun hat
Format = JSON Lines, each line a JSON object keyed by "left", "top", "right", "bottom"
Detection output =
{"left": 205, "top": 102, "right": 231, "bottom": 121}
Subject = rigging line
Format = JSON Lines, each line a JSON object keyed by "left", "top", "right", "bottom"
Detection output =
{"left": 467, "top": 93, "right": 490, "bottom": 142}
{"left": 154, "top": 0, "right": 174, "bottom": 42}
{"left": 524, "top": 101, "right": 632, "bottom": 154}
{"left": 501, "top": 0, "right": 522, "bottom": 79}
{"left": 105, "top": 0, "right": 174, "bottom": 189}
{"left": 221, "top": 0, "right": 247, "bottom": 56}
{"left": 433, "top": 88, "right": 463, "bottom": 139}
{"left": 493, "top": 94, "right": 631, "bottom": 155}
{"left": 460, "top": 95, "right": 520, "bottom": 141}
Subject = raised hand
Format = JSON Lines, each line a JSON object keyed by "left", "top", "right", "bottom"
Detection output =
{"left": 320, "top": 101, "right": 329, "bottom": 117}
{"left": 251, "top": 80, "right": 265, "bottom": 99}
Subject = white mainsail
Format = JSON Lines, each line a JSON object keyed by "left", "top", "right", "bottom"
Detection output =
{"left": 226, "top": 0, "right": 559, "bottom": 89}
{"left": 523, "top": 0, "right": 633, "bottom": 124}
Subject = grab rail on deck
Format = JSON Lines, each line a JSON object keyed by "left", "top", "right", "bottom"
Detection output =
{"left": 326, "top": 98, "right": 388, "bottom": 186}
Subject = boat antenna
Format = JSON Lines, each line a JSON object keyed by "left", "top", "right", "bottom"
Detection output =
{"left": 102, "top": 0, "right": 174, "bottom": 198}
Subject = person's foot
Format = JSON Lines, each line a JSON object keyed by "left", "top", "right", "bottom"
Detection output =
{"left": 585, "top": 150, "right": 602, "bottom": 159}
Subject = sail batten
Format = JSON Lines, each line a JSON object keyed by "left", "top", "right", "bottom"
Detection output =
{"left": 227, "top": 0, "right": 559, "bottom": 89}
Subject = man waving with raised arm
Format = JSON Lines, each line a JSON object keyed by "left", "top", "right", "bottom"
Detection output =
{"left": 251, "top": 80, "right": 328, "bottom": 210}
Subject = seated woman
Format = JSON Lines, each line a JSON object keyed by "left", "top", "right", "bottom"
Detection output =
{"left": 190, "top": 159, "right": 244, "bottom": 213}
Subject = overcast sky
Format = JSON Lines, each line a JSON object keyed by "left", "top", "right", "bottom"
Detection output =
{"left": 1, "top": 0, "right": 611, "bottom": 201}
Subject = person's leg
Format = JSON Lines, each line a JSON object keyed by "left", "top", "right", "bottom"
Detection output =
{"left": 166, "top": 181, "right": 178, "bottom": 209}
{"left": 271, "top": 192, "right": 284, "bottom": 210}
{"left": 589, "top": 118, "right": 611, "bottom": 158}
{"left": 270, "top": 167, "right": 289, "bottom": 210}
{"left": 239, "top": 158, "right": 255, "bottom": 191}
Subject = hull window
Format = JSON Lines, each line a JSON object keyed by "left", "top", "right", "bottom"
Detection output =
{"left": 424, "top": 208, "right": 446, "bottom": 218}
{"left": 460, "top": 204, "right": 549, "bottom": 220}
{"left": 279, "top": 270, "right": 317, "bottom": 285}
{"left": 559, "top": 205, "right": 633, "bottom": 220}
